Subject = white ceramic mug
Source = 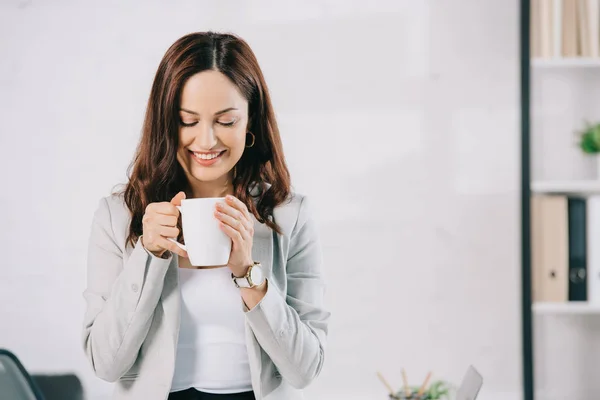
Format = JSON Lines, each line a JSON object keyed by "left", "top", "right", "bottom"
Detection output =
{"left": 167, "top": 197, "right": 232, "bottom": 266}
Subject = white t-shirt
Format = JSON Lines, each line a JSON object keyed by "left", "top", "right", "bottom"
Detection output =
{"left": 170, "top": 266, "right": 253, "bottom": 394}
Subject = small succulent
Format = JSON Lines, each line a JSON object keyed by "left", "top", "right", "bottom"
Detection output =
{"left": 578, "top": 121, "right": 600, "bottom": 154}
{"left": 389, "top": 380, "right": 453, "bottom": 400}
{"left": 427, "top": 380, "right": 452, "bottom": 399}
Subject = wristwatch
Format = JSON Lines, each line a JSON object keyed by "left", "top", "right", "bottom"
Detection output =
{"left": 232, "top": 262, "right": 266, "bottom": 289}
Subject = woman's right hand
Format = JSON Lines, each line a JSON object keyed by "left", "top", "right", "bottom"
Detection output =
{"left": 141, "top": 191, "right": 188, "bottom": 258}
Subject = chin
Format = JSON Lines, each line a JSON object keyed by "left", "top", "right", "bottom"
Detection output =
{"left": 188, "top": 163, "right": 234, "bottom": 181}
{"left": 189, "top": 169, "right": 228, "bottom": 183}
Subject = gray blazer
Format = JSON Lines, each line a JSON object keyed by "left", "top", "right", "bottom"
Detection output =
{"left": 81, "top": 191, "right": 330, "bottom": 400}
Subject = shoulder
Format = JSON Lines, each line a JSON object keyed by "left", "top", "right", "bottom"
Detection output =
{"left": 96, "top": 192, "right": 131, "bottom": 224}
{"left": 91, "top": 192, "right": 132, "bottom": 250}
{"left": 272, "top": 191, "right": 315, "bottom": 238}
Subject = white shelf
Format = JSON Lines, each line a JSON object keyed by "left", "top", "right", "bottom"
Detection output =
{"left": 531, "top": 57, "right": 600, "bottom": 68}
{"left": 531, "top": 180, "right": 600, "bottom": 194}
{"left": 533, "top": 302, "right": 600, "bottom": 314}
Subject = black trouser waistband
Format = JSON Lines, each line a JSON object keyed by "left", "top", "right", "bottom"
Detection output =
{"left": 168, "top": 388, "right": 255, "bottom": 400}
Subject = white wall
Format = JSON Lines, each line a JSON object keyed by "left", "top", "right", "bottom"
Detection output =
{"left": 0, "top": 1, "right": 521, "bottom": 399}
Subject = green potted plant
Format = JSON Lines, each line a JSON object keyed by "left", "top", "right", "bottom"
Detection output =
{"left": 378, "top": 371, "right": 454, "bottom": 400}
{"left": 578, "top": 121, "right": 600, "bottom": 154}
{"left": 577, "top": 121, "right": 600, "bottom": 179}
{"left": 423, "top": 380, "right": 453, "bottom": 399}
{"left": 391, "top": 379, "right": 454, "bottom": 399}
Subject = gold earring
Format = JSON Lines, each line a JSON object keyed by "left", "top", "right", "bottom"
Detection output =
{"left": 246, "top": 132, "right": 255, "bottom": 148}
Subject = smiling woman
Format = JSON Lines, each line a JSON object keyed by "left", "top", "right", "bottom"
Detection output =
{"left": 123, "top": 32, "right": 291, "bottom": 241}
{"left": 81, "top": 31, "right": 330, "bottom": 400}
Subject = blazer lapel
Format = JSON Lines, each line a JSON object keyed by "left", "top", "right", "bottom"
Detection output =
{"left": 249, "top": 183, "right": 274, "bottom": 279}
{"left": 252, "top": 215, "right": 274, "bottom": 279}
{"left": 161, "top": 257, "right": 181, "bottom": 350}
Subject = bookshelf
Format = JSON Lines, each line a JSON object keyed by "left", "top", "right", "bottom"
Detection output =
{"left": 531, "top": 179, "right": 600, "bottom": 194}
{"left": 524, "top": 0, "right": 600, "bottom": 399}
{"left": 531, "top": 57, "right": 600, "bottom": 67}
{"left": 533, "top": 301, "right": 600, "bottom": 314}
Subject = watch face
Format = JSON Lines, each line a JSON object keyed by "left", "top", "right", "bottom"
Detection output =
{"left": 250, "top": 264, "right": 264, "bottom": 284}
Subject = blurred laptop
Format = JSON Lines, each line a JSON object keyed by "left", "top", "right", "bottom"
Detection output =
{"left": 455, "top": 365, "right": 483, "bottom": 400}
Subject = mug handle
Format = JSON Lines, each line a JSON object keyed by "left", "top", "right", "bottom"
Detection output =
{"left": 167, "top": 237, "right": 187, "bottom": 251}
{"left": 167, "top": 205, "right": 187, "bottom": 251}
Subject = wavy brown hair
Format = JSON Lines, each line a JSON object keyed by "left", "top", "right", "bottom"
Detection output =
{"left": 120, "top": 31, "right": 291, "bottom": 248}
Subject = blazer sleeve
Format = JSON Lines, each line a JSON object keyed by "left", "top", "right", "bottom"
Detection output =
{"left": 81, "top": 197, "right": 173, "bottom": 382}
{"left": 244, "top": 195, "right": 331, "bottom": 389}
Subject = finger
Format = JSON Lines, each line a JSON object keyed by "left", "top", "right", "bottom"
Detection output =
{"left": 219, "top": 221, "right": 243, "bottom": 245}
{"left": 143, "top": 214, "right": 178, "bottom": 227}
{"left": 215, "top": 210, "right": 250, "bottom": 239}
{"left": 171, "top": 191, "right": 186, "bottom": 206}
{"left": 149, "top": 202, "right": 180, "bottom": 216}
{"left": 225, "top": 195, "right": 251, "bottom": 220}
{"left": 157, "top": 236, "right": 188, "bottom": 258}
{"left": 216, "top": 201, "right": 247, "bottom": 224}
{"left": 158, "top": 226, "right": 179, "bottom": 239}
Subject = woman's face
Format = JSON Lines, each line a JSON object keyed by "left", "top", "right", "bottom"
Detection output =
{"left": 176, "top": 70, "right": 249, "bottom": 186}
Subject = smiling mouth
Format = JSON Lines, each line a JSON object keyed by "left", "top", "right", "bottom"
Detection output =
{"left": 189, "top": 149, "right": 226, "bottom": 165}
{"left": 190, "top": 150, "right": 225, "bottom": 159}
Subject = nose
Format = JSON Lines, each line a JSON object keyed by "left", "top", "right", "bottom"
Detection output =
{"left": 192, "top": 122, "right": 218, "bottom": 149}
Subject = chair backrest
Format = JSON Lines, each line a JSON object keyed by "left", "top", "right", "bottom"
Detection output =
{"left": 32, "top": 374, "right": 83, "bottom": 400}
{"left": 0, "top": 349, "right": 44, "bottom": 400}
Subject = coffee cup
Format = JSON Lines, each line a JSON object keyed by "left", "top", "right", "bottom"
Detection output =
{"left": 167, "top": 197, "right": 232, "bottom": 266}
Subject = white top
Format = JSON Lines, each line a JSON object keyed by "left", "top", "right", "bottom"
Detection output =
{"left": 170, "top": 266, "right": 253, "bottom": 394}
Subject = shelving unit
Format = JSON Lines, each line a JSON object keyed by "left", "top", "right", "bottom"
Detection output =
{"left": 533, "top": 302, "right": 600, "bottom": 314}
{"left": 520, "top": 3, "right": 533, "bottom": 398}
{"left": 531, "top": 180, "right": 600, "bottom": 194}
{"left": 523, "top": 0, "right": 600, "bottom": 399}
{"left": 531, "top": 57, "right": 600, "bottom": 67}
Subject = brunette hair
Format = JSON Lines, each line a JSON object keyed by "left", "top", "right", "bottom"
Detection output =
{"left": 120, "top": 31, "right": 291, "bottom": 248}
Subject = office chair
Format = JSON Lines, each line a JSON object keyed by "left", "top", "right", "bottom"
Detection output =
{"left": 32, "top": 374, "right": 83, "bottom": 400}
{"left": 0, "top": 348, "right": 45, "bottom": 400}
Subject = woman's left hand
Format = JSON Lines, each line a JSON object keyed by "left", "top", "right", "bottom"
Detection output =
{"left": 215, "top": 195, "right": 255, "bottom": 278}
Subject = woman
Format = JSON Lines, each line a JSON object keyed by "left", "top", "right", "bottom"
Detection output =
{"left": 82, "top": 31, "right": 330, "bottom": 400}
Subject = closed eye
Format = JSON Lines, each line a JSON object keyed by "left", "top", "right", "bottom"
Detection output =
{"left": 179, "top": 119, "right": 238, "bottom": 128}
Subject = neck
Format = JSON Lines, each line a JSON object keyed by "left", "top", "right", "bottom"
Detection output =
{"left": 186, "top": 174, "right": 234, "bottom": 199}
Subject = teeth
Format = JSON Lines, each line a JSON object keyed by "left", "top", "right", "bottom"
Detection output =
{"left": 194, "top": 152, "right": 221, "bottom": 160}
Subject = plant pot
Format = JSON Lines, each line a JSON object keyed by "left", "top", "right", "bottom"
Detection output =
{"left": 389, "top": 394, "right": 430, "bottom": 400}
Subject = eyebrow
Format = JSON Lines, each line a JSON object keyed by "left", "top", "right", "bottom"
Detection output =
{"left": 179, "top": 107, "right": 238, "bottom": 116}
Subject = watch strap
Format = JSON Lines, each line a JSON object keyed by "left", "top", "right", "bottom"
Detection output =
{"left": 232, "top": 262, "right": 263, "bottom": 288}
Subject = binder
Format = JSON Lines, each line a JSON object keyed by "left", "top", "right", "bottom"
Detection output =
{"left": 531, "top": 195, "right": 569, "bottom": 302}
{"left": 587, "top": 196, "right": 600, "bottom": 304}
{"left": 568, "top": 197, "right": 587, "bottom": 301}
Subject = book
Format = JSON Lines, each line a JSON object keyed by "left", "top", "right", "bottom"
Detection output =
{"left": 531, "top": 0, "right": 600, "bottom": 58}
